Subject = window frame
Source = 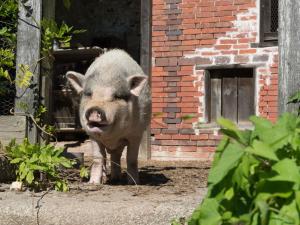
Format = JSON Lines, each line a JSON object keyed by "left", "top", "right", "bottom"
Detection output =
{"left": 260, "top": 0, "right": 278, "bottom": 45}
{"left": 205, "top": 68, "right": 255, "bottom": 125}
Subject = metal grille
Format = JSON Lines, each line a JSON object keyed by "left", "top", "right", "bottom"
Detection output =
{"left": 271, "top": 0, "right": 278, "bottom": 32}
{"left": 0, "top": 80, "right": 15, "bottom": 115}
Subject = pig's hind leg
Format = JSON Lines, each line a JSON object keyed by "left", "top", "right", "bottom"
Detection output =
{"left": 89, "top": 140, "right": 107, "bottom": 184}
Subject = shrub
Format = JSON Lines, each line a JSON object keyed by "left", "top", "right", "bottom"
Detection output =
{"left": 0, "top": 0, "right": 18, "bottom": 94}
{"left": 6, "top": 139, "right": 75, "bottom": 192}
{"left": 189, "top": 113, "right": 300, "bottom": 225}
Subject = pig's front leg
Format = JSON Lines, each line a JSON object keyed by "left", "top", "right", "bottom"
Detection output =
{"left": 110, "top": 147, "right": 123, "bottom": 183}
{"left": 89, "top": 140, "right": 107, "bottom": 184}
{"left": 126, "top": 137, "right": 142, "bottom": 185}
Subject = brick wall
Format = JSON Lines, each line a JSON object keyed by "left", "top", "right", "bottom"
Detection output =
{"left": 151, "top": 0, "right": 279, "bottom": 160}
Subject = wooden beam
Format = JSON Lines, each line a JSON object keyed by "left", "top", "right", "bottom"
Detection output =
{"left": 40, "top": 0, "right": 55, "bottom": 142}
{"left": 279, "top": 0, "right": 300, "bottom": 113}
{"left": 139, "top": 0, "right": 152, "bottom": 160}
{"left": 15, "top": 0, "right": 42, "bottom": 144}
{"left": 0, "top": 116, "right": 26, "bottom": 146}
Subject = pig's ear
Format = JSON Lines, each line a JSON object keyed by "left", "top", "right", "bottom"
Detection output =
{"left": 127, "top": 74, "right": 148, "bottom": 96}
{"left": 66, "top": 71, "right": 85, "bottom": 94}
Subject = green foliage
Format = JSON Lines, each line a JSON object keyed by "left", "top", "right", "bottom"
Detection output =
{"left": 0, "top": 0, "right": 18, "bottom": 94}
{"left": 15, "top": 64, "right": 33, "bottom": 89}
{"left": 0, "top": 0, "right": 85, "bottom": 92}
{"left": 171, "top": 218, "right": 186, "bottom": 225}
{"left": 79, "top": 166, "right": 89, "bottom": 179}
{"left": 0, "top": 0, "right": 82, "bottom": 138}
{"left": 288, "top": 91, "right": 300, "bottom": 115}
{"left": 41, "top": 19, "right": 85, "bottom": 56}
{"left": 34, "top": 105, "right": 56, "bottom": 134}
{"left": 189, "top": 113, "right": 300, "bottom": 225}
{"left": 6, "top": 139, "right": 75, "bottom": 192}
{"left": 62, "top": 0, "right": 72, "bottom": 10}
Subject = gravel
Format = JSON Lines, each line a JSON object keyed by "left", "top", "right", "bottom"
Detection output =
{"left": 0, "top": 160, "right": 210, "bottom": 225}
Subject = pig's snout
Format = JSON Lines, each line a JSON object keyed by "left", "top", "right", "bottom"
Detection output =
{"left": 85, "top": 107, "right": 108, "bottom": 127}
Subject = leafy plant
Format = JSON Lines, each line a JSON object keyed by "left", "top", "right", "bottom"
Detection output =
{"left": 288, "top": 90, "right": 300, "bottom": 115}
{"left": 15, "top": 64, "right": 33, "bottom": 89}
{"left": 79, "top": 166, "right": 89, "bottom": 179}
{"left": 6, "top": 139, "right": 75, "bottom": 192}
{"left": 189, "top": 113, "right": 300, "bottom": 225}
{"left": 171, "top": 218, "right": 186, "bottom": 225}
{"left": 41, "top": 19, "right": 85, "bottom": 56}
{"left": 0, "top": 0, "right": 18, "bottom": 95}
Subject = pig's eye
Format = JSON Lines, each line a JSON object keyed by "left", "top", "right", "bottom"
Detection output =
{"left": 83, "top": 90, "right": 92, "bottom": 97}
{"left": 113, "top": 93, "right": 130, "bottom": 101}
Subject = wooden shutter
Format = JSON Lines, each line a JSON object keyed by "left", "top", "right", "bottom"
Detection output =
{"left": 210, "top": 73, "right": 222, "bottom": 122}
{"left": 237, "top": 71, "right": 254, "bottom": 123}
{"left": 208, "top": 69, "right": 254, "bottom": 123}
{"left": 222, "top": 72, "right": 238, "bottom": 122}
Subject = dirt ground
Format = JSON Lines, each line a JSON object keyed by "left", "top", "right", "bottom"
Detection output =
{"left": 0, "top": 160, "right": 210, "bottom": 225}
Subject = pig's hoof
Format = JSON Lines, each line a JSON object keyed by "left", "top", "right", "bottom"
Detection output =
{"left": 101, "top": 175, "right": 107, "bottom": 184}
{"left": 88, "top": 177, "right": 101, "bottom": 185}
{"left": 88, "top": 181, "right": 101, "bottom": 185}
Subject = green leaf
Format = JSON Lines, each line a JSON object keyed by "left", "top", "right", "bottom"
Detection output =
{"left": 63, "top": 0, "right": 71, "bottom": 9}
{"left": 211, "top": 137, "right": 229, "bottom": 168}
{"left": 29, "top": 164, "right": 47, "bottom": 171}
{"left": 208, "top": 142, "right": 244, "bottom": 184}
{"left": 80, "top": 166, "right": 89, "bottom": 178}
{"left": 269, "top": 159, "right": 300, "bottom": 185}
{"left": 0, "top": 27, "right": 8, "bottom": 35}
{"left": 246, "top": 140, "right": 279, "bottom": 161}
{"left": 16, "top": 64, "right": 33, "bottom": 89}
{"left": 278, "top": 199, "right": 299, "bottom": 224}
{"left": 262, "top": 114, "right": 297, "bottom": 150}
{"left": 232, "top": 155, "right": 254, "bottom": 196}
{"left": 288, "top": 91, "right": 300, "bottom": 104}
{"left": 55, "top": 180, "right": 69, "bottom": 192}
{"left": 25, "top": 171, "right": 34, "bottom": 184}
{"left": 224, "top": 187, "right": 234, "bottom": 200}
{"left": 256, "top": 181, "right": 293, "bottom": 199}
{"left": 10, "top": 158, "right": 23, "bottom": 164}
{"left": 256, "top": 200, "right": 269, "bottom": 225}
{"left": 218, "top": 117, "right": 250, "bottom": 145}
{"left": 189, "top": 198, "right": 221, "bottom": 225}
{"left": 60, "top": 159, "right": 73, "bottom": 168}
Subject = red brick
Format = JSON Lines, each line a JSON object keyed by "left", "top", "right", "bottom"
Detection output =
{"left": 171, "top": 134, "right": 190, "bottom": 140}
{"left": 220, "top": 39, "right": 237, "bottom": 44}
{"left": 178, "top": 146, "right": 197, "bottom": 152}
{"left": 238, "top": 38, "right": 256, "bottom": 43}
{"left": 155, "top": 134, "right": 172, "bottom": 140}
{"left": 215, "top": 45, "right": 232, "bottom": 50}
{"left": 182, "top": 40, "right": 199, "bottom": 45}
{"left": 183, "top": 29, "right": 201, "bottom": 35}
{"left": 239, "top": 49, "right": 257, "bottom": 54}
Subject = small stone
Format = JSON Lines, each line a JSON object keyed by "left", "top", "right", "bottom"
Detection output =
{"left": 10, "top": 181, "right": 23, "bottom": 191}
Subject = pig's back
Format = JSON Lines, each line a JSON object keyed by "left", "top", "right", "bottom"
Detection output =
{"left": 85, "top": 49, "right": 144, "bottom": 79}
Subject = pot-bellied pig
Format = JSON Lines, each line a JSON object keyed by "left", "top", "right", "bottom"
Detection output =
{"left": 66, "top": 49, "right": 151, "bottom": 184}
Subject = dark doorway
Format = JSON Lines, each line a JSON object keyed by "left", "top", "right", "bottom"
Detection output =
{"left": 55, "top": 0, "right": 141, "bottom": 62}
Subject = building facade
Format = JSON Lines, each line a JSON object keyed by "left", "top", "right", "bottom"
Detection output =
{"left": 0, "top": 0, "right": 279, "bottom": 162}
{"left": 150, "top": 0, "right": 279, "bottom": 160}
